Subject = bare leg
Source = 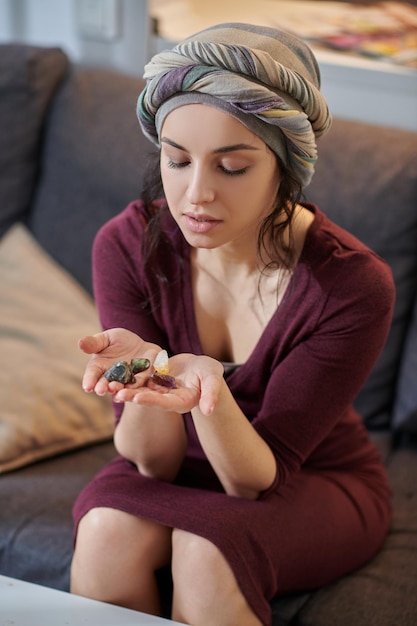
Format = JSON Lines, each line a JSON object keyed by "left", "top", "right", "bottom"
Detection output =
{"left": 171, "top": 529, "right": 263, "bottom": 626}
{"left": 71, "top": 507, "right": 172, "bottom": 615}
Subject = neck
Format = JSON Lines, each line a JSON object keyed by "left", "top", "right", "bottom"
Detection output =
{"left": 193, "top": 243, "right": 261, "bottom": 284}
{"left": 192, "top": 203, "right": 313, "bottom": 282}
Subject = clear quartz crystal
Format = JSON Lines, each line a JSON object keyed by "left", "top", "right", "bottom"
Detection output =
{"left": 150, "top": 349, "right": 176, "bottom": 388}
{"left": 153, "top": 349, "right": 170, "bottom": 374}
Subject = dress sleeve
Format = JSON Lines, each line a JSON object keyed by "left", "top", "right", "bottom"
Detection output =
{"left": 253, "top": 251, "right": 395, "bottom": 488}
{"left": 91, "top": 204, "right": 173, "bottom": 424}
{"left": 92, "top": 202, "right": 168, "bottom": 347}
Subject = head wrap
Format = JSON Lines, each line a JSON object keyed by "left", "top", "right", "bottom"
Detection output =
{"left": 137, "top": 22, "right": 332, "bottom": 187}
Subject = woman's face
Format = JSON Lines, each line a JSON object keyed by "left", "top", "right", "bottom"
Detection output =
{"left": 160, "top": 104, "right": 280, "bottom": 252}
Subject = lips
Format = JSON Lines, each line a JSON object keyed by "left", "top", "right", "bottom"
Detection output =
{"left": 183, "top": 212, "right": 222, "bottom": 234}
{"left": 184, "top": 212, "right": 219, "bottom": 222}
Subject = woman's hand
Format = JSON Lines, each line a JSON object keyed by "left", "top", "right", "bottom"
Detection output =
{"left": 114, "top": 353, "right": 225, "bottom": 417}
{"left": 80, "top": 329, "right": 224, "bottom": 416}
{"left": 79, "top": 328, "right": 161, "bottom": 396}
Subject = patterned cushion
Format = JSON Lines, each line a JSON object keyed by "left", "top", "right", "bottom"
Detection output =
{"left": 0, "top": 224, "right": 114, "bottom": 473}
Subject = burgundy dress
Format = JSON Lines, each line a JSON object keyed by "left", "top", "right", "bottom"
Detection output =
{"left": 73, "top": 201, "right": 394, "bottom": 626}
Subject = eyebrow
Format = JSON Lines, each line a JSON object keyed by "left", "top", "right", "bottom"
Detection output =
{"left": 160, "top": 137, "right": 260, "bottom": 154}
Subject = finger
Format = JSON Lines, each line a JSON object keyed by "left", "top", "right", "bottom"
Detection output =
{"left": 78, "top": 332, "right": 109, "bottom": 355}
{"left": 114, "top": 387, "right": 189, "bottom": 412}
{"left": 198, "top": 374, "right": 223, "bottom": 416}
{"left": 82, "top": 363, "right": 107, "bottom": 393}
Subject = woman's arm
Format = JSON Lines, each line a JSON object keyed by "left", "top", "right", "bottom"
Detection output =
{"left": 80, "top": 329, "right": 188, "bottom": 482}
{"left": 87, "top": 205, "right": 191, "bottom": 480}
{"left": 114, "top": 353, "right": 277, "bottom": 499}
{"left": 114, "top": 403, "right": 187, "bottom": 482}
{"left": 190, "top": 380, "right": 277, "bottom": 499}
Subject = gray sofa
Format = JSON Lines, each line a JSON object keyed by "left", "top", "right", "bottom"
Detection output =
{"left": 0, "top": 44, "right": 416, "bottom": 625}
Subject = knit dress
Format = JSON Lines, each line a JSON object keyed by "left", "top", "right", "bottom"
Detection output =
{"left": 73, "top": 200, "right": 395, "bottom": 626}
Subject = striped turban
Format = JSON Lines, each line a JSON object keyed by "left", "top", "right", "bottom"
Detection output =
{"left": 137, "top": 22, "right": 332, "bottom": 187}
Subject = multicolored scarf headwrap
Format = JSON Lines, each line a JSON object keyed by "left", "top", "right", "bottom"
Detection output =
{"left": 137, "top": 22, "right": 332, "bottom": 187}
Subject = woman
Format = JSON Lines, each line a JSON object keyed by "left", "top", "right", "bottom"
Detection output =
{"left": 70, "top": 23, "right": 395, "bottom": 626}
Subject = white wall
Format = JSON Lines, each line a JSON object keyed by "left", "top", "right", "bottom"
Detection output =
{"left": 0, "top": 0, "right": 13, "bottom": 39}
{"left": 0, "top": 0, "right": 151, "bottom": 75}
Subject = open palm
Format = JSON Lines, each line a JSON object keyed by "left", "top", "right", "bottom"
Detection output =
{"left": 79, "top": 327, "right": 161, "bottom": 395}
{"left": 79, "top": 328, "right": 224, "bottom": 415}
{"left": 114, "top": 353, "right": 224, "bottom": 416}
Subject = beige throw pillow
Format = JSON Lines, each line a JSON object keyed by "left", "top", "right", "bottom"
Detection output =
{"left": 0, "top": 224, "right": 114, "bottom": 473}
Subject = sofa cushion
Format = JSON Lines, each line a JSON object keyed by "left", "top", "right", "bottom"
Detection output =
{"left": 0, "top": 441, "right": 116, "bottom": 590}
{"left": 293, "top": 444, "right": 417, "bottom": 626}
{"left": 307, "top": 119, "right": 417, "bottom": 430}
{"left": 29, "top": 66, "right": 158, "bottom": 294}
{"left": 0, "top": 224, "right": 114, "bottom": 473}
{"left": 0, "top": 44, "right": 69, "bottom": 237}
{"left": 393, "top": 294, "right": 417, "bottom": 432}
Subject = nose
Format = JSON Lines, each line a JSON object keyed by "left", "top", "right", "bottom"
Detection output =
{"left": 185, "top": 163, "right": 215, "bottom": 205}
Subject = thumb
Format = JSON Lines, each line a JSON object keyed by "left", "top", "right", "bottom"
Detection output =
{"left": 198, "top": 374, "right": 223, "bottom": 416}
{"left": 78, "top": 332, "right": 109, "bottom": 355}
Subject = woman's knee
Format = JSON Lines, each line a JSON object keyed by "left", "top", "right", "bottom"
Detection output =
{"left": 71, "top": 508, "right": 127, "bottom": 588}
{"left": 172, "top": 529, "right": 220, "bottom": 569}
{"left": 171, "top": 530, "right": 262, "bottom": 624}
{"left": 171, "top": 529, "right": 236, "bottom": 597}
{"left": 72, "top": 507, "right": 171, "bottom": 584}
{"left": 73, "top": 508, "right": 120, "bottom": 561}
{"left": 71, "top": 509, "right": 172, "bottom": 613}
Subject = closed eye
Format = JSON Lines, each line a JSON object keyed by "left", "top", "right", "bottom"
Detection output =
{"left": 221, "top": 166, "right": 248, "bottom": 176}
{"left": 167, "top": 160, "right": 190, "bottom": 169}
{"left": 167, "top": 161, "right": 247, "bottom": 176}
